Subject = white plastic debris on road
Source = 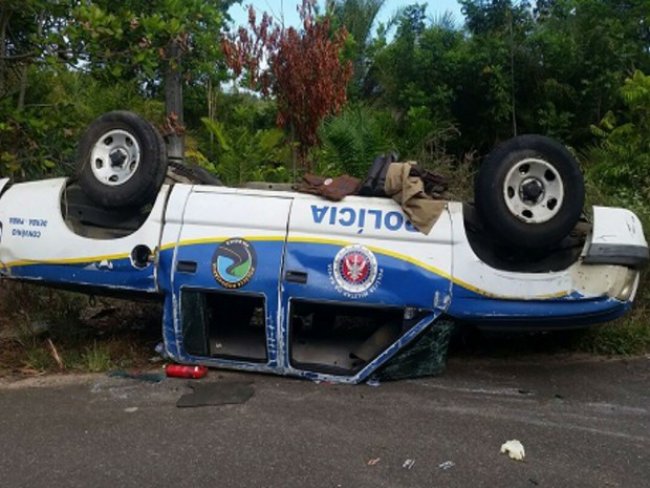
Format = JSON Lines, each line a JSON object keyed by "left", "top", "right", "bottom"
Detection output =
{"left": 402, "top": 459, "right": 416, "bottom": 470}
{"left": 500, "top": 439, "right": 525, "bottom": 461}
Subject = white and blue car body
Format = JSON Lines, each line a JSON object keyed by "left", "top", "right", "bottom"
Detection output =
{"left": 0, "top": 177, "right": 647, "bottom": 383}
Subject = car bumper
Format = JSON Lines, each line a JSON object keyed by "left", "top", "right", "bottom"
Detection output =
{"left": 583, "top": 206, "right": 649, "bottom": 268}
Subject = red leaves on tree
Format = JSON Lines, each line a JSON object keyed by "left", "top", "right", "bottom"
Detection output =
{"left": 221, "top": 7, "right": 274, "bottom": 90}
{"left": 222, "top": 0, "right": 353, "bottom": 168}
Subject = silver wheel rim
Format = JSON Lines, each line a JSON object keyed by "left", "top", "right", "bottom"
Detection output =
{"left": 503, "top": 157, "right": 564, "bottom": 224}
{"left": 90, "top": 129, "right": 141, "bottom": 186}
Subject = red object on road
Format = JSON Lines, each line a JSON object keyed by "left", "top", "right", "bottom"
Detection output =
{"left": 165, "top": 364, "right": 208, "bottom": 379}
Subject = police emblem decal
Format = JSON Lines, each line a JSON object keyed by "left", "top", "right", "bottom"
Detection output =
{"left": 329, "top": 245, "right": 381, "bottom": 297}
{"left": 212, "top": 238, "right": 256, "bottom": 289}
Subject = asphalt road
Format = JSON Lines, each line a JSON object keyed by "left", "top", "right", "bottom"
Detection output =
{"left": 0, "top": 356, "right": 648, "bottom": 488}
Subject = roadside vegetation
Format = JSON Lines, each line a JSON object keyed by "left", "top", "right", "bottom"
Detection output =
{"left": 0, "top": 283, "right": 161, "bottom": 376}
{"left": 0, "top": 0, "right": 649, "bottom": 373}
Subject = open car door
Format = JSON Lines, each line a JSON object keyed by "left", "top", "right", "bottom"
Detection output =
{"left": 281, "top": 195, "right": 453, "bottom": 382}
{"left": 160, "top": 186, "right": 292, "bottom": 372}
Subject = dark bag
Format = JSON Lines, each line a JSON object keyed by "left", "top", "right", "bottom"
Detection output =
{"left": 358, "top": 153, "right": 399, "bottom": 197}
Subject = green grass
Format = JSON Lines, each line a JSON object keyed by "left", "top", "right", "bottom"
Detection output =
{"left": 80, "top": 342, "right": 113, "bottom": 372}
{"left": 23, "top": 346, "right": 55, "bottom": 372}
{"left": 573, "top": 291, "right": 650, "bottom": 356}
{"left": 576, "top": 320, "right": 650, "bottom": 356}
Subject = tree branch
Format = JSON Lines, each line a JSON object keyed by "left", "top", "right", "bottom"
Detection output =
{"left": 0, "top": 51, "right": 37, "bottom": 61}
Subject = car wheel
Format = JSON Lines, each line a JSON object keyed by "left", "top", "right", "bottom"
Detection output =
{"left": 475, "top": 134, "right": 584, "bottom": 249}
{"left": 76, "top": 111, "right": 168, "bottom": 208}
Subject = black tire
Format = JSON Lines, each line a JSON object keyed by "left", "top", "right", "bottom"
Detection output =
{"left": 76, "top": 111, "right": 168, "bottom": 208}
{"left": 475, "top": 134, "right": 584, "bottom": 250}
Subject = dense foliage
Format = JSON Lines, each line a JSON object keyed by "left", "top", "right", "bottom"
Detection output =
{"left": 0, "top": 0, "right": 649, "bottom": 192}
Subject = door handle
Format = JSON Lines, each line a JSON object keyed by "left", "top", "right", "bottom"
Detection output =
{"left": 285, "top": 270, "right": 308, "bottom": 284}
{"left": 177, "top": 260, "right": 198, "bottom": 274}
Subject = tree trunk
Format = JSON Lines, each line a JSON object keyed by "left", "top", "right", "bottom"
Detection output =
{"left": 165, "top": 39, "right": 184, "bottom": 163}
{"left": 0, "top": 10, "right": 10, "bottom": 97}
{"left": 290, "top": 123, "right": 298, "bottom": 182}
{"left": 17, "top": 62, "right": 28, "bottom": 111}
{"left": 17, "top": 12, "right": 45, "bottom": 112}
{"left": 509, "top": 10, "right": 518, "bottom": 137}
{"left": 206, "top": 78, "right": 218, "bottom": 151}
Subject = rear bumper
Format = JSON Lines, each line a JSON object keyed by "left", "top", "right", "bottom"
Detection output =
{"left": 584, "top": 244, "right": 649, "bottom": 268}
{"left": 584, "top": 207, "right": 649, "bottom": 268}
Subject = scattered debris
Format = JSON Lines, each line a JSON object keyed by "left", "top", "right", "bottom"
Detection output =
{"left": 529, "top": 478, "right": 539, "bottom": 485}
{"left": 176, "top": 381, "right": 255, "bottom": 408}
{"left": 108, "top": 370, "right": 165, "bottom": 383}
{"left": 500, "top": 439, "right": 525, "bottom": 461}
{"left": 367, "top": 458, "right": 381, "bottom": 466}
{"left": 124, "top": 407, "right": 138, "bottom": 413}
{"left": 402, "top": 459, "right": 416, "bottom": 470}
{"left": 438, "top": 460, "right": 455, "bottom": 470}
{"left": 165, "top": 364, "right": 208, "bottom": 379}
{"left": 366, "top": 378, "right": 381, "bottom": 387}
{"left": 154, "top": 342, "right": 170, "bottom": 360}
{"left": 46, "top": 338, "right": 65, "bottom": 370}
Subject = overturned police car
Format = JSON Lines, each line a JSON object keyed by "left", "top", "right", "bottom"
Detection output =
{"left": 0, "top": 111, "right": 646, "bottom": 383}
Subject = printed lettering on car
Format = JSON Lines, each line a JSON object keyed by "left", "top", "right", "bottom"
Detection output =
{"left": 311, "top": 205, "right": 418, "bottom": 233}
{"left": 8, "top": 216, "right": 48, "bottom": 239}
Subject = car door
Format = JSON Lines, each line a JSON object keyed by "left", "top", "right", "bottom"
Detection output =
{"left": 164, "top": 186, "right": 292, "bottom": 370}
{"left": 280, "top": 194, "right": 453, "bottom": 381}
